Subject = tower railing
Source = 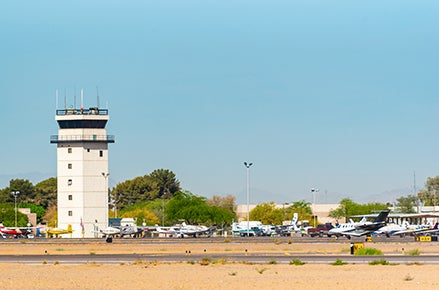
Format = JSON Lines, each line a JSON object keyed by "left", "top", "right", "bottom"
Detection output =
{"left": 56, "top": 108, "right": 108, "bottom": 116}
{"left": 50, "top": 135, "right": 115, "bottom": 143}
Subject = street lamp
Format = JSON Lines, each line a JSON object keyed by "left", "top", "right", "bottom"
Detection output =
{"left": 11, "top": 191, "right": 20, "bottom": 228}
{"left": 244, "top": 162, "right": 253, "bottom": 237}
{"left": 311, "top": 188, "right": 319, "bottom": 227}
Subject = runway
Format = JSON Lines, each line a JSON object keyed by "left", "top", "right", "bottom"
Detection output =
{"left": 0, "top": 252, "right": 438, "bottom": 265}
{"left": 1, "top": 235, "right": 438, "bottom": 264}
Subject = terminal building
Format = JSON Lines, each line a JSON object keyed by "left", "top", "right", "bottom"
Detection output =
{"left": 51, "top": 105, "right": 114, "bottom": 238}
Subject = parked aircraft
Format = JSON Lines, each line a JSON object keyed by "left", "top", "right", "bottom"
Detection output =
{"left": 392, "top": 222, "right": 439, "bottom": 237}
{"left": 413, "top": 222, "right": 439, "bottom": 236}
{"left": 0, "top": 225, "right": 31, "bottom": 238}
{"left": 46, "top": 224, "right": 73, "bottom": 238}
{"left": 98, "top": 226, "right": 121, "bottom": 243}
{"left": 328, "top": 210, "right": 390, "bottom": 239}
{"left": 178, "top": 223, "right": 216, "bottom": 238}
{"left": 232, "top": 221, "right": 263, "bottom": 237}
{"left": 155, "top": 226, "right": 180, "bottom": 238}
{"left": 373, "top": 221, "right": 410, "bottom": 237}
{"left": 119, "top": 225, "right": 143, "bottom": 238}
{"left": 327, "top": 217, "right": 367, "bottom": 238}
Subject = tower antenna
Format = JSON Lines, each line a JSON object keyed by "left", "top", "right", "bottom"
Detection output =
{"left": 56, "top": 89, "right": 59, "bottom": 110}
{"left": 74, "top": 86, "right": 77, "bottom": 109}
{"left": 96, "top": 86, "right": 100, "bottom": 108}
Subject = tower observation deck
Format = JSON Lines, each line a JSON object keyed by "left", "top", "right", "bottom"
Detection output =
{"left": 51, "top": 105, "right": 114, "bottom": 238}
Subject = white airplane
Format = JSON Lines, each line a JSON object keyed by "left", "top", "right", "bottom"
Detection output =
{"left": 232, "top": 221, "right": 263, "bottom": 237}
{"left": 328, "top": 217, "right": 367, "bottom": 238}
{"left": 373, "top": 221, "right": 409, "bottom": 237}
{"left": 392, "top": 221, "right": 436, "bottom": 237}
{"left": 284, "top": 213, "right": 308, "bottom": 236}
{"left": 155, "top": 226, "right": 181, "bottom": 238}
{"left": 335, "top": 210, "right": 390, "bottom": 238}
{"left": 328, "top": 209, "right": 391, "bottom": 239}
{"left": 97, "top": 226, "right": 120, "bottom": 243}
{"left": 178, "top": 223, "right": 215, "bottom": 238}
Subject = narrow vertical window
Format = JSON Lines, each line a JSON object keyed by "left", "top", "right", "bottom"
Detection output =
{"left": 68, "top": 147, "right": 72, "bottom": 154}
{"left": 68, "top": 211, "right": 73, "bottom": 216}
{"left": 68, "top": 179, "right": 72, "bottom": 186}
{"left": 68, "top": 163, "right": 72, "bottom": 169}
{"left": 87, "top": 148, "right": 90, "bottom": 153}
{"left": 99, "top": 150, "right": 103, "bottom": 157}
{"left": 68, "top": 195, "right": 72, "bottom": 200}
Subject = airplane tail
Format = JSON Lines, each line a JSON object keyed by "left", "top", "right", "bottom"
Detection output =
{"left": 373, "top": 210, "right": 390, "bottom": 223}
{"left": 67, "top": 224, "right": 72, "bottom": 233}
{"left": 359, "top": 217, "right": 367, "bottom": 224}
{"left": 291, "top": 213, "right": 298, "bottom": 225}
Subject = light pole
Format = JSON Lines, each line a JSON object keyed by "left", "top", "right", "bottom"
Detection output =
{"left": 311, "top": 188, "right": 319, "bottom": 227}
{"left": 11, "top": 191, "right": 20, "bottom": 228}
{"left": 244, "top": 162, "right": 253, "bottom": 237}
{"left": 283, "top": 202, "right": 289, "bottom": 221}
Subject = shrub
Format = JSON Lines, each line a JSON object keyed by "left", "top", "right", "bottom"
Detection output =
{"left": 407, "top": 249, "right": 421, "bottom": 256}
{"left": 290, "top": 259, "right": 306, "bottom": 265}
{"left": 354, "top": 247, "right": 383, "bottom": 256}
{"left": 331, "top": 258, "right": 347, "bottom": 266}
{"left": 369, "top": 259, "right": 389, "bottom": 265}
{"left": 199, "top": 257, "right": 211, "bottom": 266}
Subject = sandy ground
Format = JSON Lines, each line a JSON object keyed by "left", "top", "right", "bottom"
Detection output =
{"left": 1, "top": 240, "right": 439, "bottom": 289}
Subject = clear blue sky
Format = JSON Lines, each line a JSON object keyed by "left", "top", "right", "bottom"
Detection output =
{"left": 1, "top": 1, "right": 438, "bottom": 205}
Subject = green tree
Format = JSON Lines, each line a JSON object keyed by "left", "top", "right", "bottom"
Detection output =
{"left": 0, "top": 179, "right": 34, "bottom": 204}
{"left": 165, "top": 191, "right": 235, "bottom": 226}
{"left": 395, "top": 195, "right": 417, "bottom": 213}
{"left": 119, "top": 203, "right": 161, "bottom": 226}
{"left": 18, "top": 202, "right": 46, "bottom": 223}
{"left": 34, "top": 177, "right": 57, "bottom": 208}
{"left": 417, "top": 176, "right": 439, "bottom": 206}
{"left": 0, "top": 203, "right": 28, "bottom": 227}
{"left": 329, "top": 198, "right": 388, "bottom": 222}
{"left": 150, "top": 169, "right": 181, "bottom": 198}
{"left": 249, "top": 202, "right": 284, "bottom": 225}
{"left": 111, "top": 175, "right": 159, "bottom": 209}
{"left": 285, "top": 200, "right": 313, "bottom": 221}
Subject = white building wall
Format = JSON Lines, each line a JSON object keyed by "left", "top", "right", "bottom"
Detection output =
{"left": 55, "top": 113, "right": 110, "bottom": 238}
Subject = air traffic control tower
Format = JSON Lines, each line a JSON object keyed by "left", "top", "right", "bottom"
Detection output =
{"left": 51, "top": 105, "right": 114, "bottom": 238}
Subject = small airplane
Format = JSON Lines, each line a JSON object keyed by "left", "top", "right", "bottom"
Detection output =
{"left": 46, "top": 224, "right": 73, "bottom": 238}
{"left": 413, "top": 222, "right": 439, "bottom": 236}
{"left": 373, "top": 221, "right": 410, "bottom": 237}
{"left": 0, "top": 224, "right": 32, "bottom": 238}
{"left": 178, "top": 222, "right": 216, "bottom": 238}
{"left": 119, "top": 225, "right": 143, "bottom": 238}
{"left": 328, "top": 210, "right": 390, "bottom": 239}
{"left": 393, "top": 222, "right": 439, "bottom": 237}
{"left": 327, "top": 217, "right": 367, "bottom": 238}
{"left": 155, "top": 226, "right": 181, "bottom": 238}
{"left": 98, "top": 226, "right": 121, "bottom": 243}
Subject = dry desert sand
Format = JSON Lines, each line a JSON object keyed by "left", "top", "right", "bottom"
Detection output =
{"left": 1, "top": 240, "right": 439, "bottom": 289}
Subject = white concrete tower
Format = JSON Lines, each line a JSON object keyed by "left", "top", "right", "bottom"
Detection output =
{"left": 51, "top": 105, "right": 114, "bottom": 238}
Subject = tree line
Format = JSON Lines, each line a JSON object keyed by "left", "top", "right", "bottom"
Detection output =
{"left": 1, "top": 169, "right": 438, "bottom": 227}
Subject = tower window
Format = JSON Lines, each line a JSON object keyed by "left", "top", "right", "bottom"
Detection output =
{"left": 68, "top": 163, "right": 72, "bottom": 169}
{"left": 68, "top": 148, "right": 72, "bottom": 153}
{"left": 68, "top": 211, "right": 73, "bottom": 216}
{"left": 87, "top": 148, "right": 90, "bottom": 152}
{"left": 99, "top": 150, "right": 103, "bottom": 157}
{"left": 68, "top": 195, "right": 72, "bottom": 200}
{"left": 68, "top": 179, "right": 72, "bottom": 186}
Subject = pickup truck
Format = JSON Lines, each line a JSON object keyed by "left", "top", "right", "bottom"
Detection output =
{"left": 307, "top": 223, "right": 334, "bottom": 237}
